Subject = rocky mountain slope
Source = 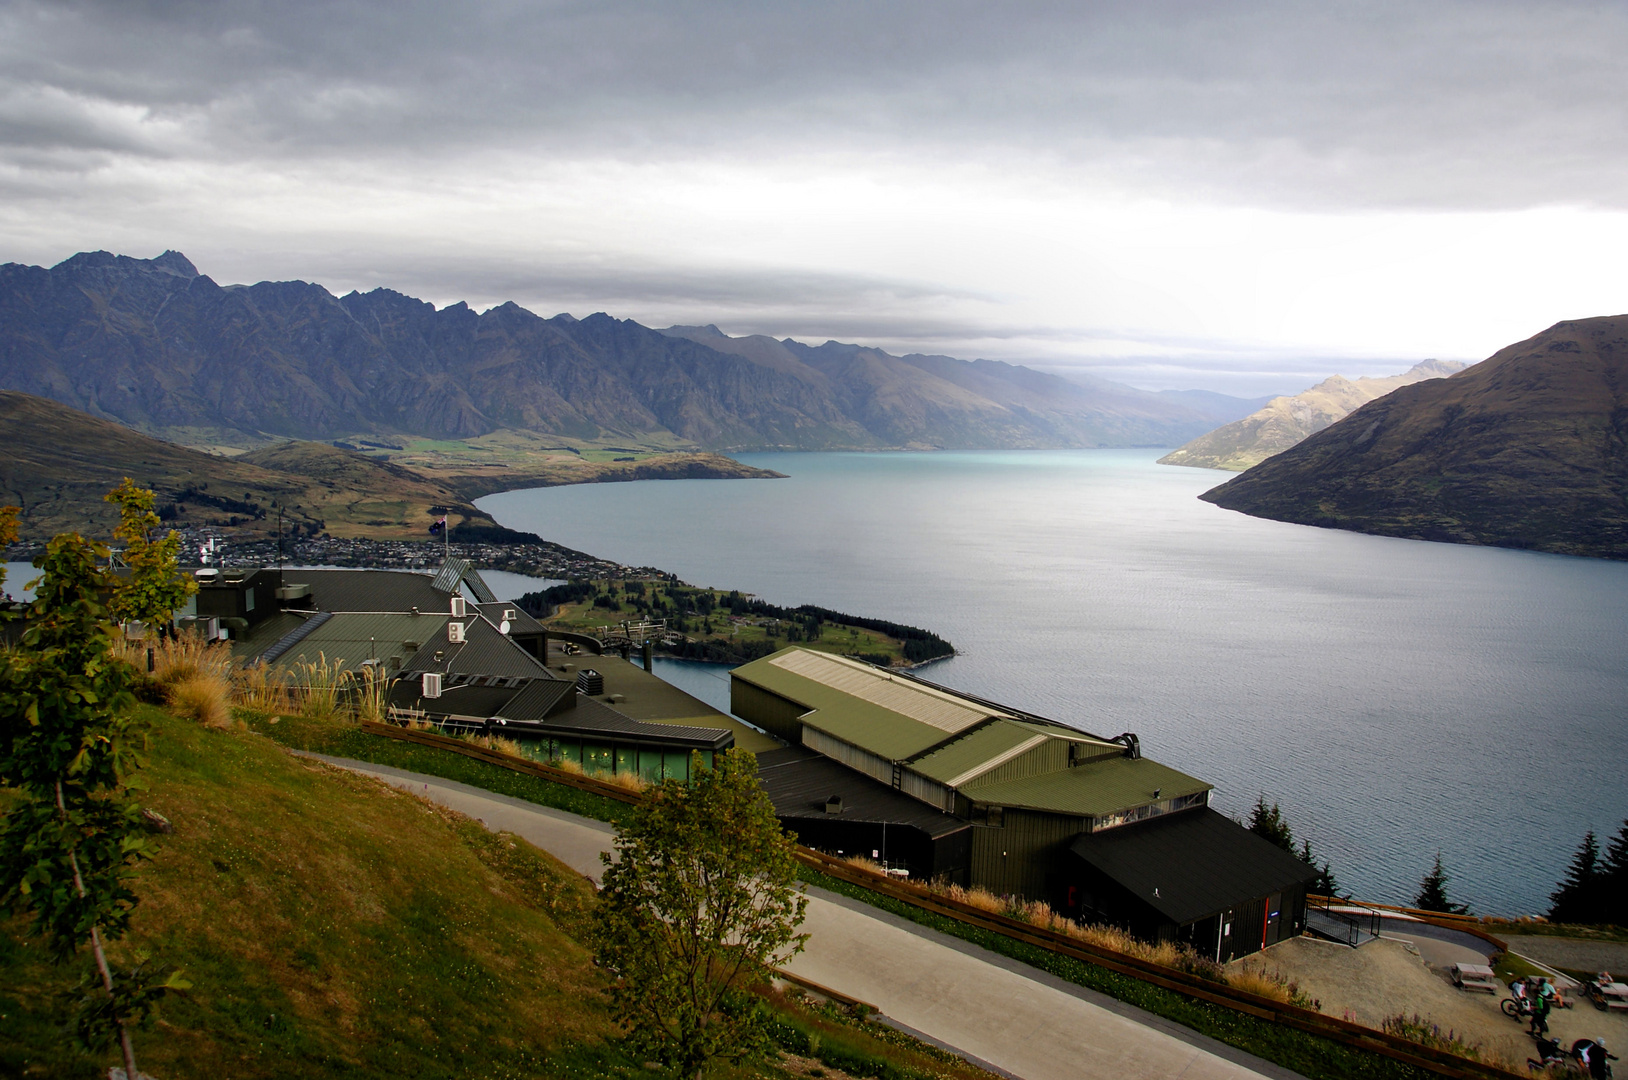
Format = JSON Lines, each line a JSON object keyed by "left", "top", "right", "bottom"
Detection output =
{"left": 1200, "top": 317, "right": 1628, "bottom": 560}
{"left": 1159, "top": 359, "right": 1466, "bottom": 471}
{"left": 0, "top": 251, "right": 1228, "bottom": 452}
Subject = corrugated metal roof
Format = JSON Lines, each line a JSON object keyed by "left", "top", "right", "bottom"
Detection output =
{"left": 768, "top": 649, "right": 999, "bottom": 734}
{"left": 905, "top": 720, "right": 1038, "bottom": 782}
{"left": 499, "top": 678, "right": 576, "bottom": 721}
{"left": 402, "top": 615, "right": 552, "bottom": 680}
{"left": 430, "top": 557, "right": 471, "bottom": 594}
{"left": 460, "top": 568, "right": 498, "bottom": 604}
{"left": 959, "top": 755, "right": 1211, "bottom": 817}
{"left": 273, "top": 569, "right": 446, "bottom": 613}
{"left": 276, "top": 611, "right": 445, "bottom": 672}
{"left": 259, "top": 611, "right": 331, "bottom": 664}
{"left": 756, "top": 746, "right": 970, "bottom": 839}
{"left": 475, "top": 601, "right": 546, "bottom": 636}
{"left": 1070, "top": 809, "right": 1318, "bottom": 925}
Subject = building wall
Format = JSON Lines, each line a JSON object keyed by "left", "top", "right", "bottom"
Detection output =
{"left": 731, "top": 678, "right": 809, "bottom": 742}
{"left": 802, "top": 727, "right": 893, "bottom": 786}
{"left": 968, "top": 807, "right": 1088, "bottom": 899}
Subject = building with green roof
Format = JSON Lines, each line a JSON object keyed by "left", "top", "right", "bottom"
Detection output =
{"left": 732, "top": 646, "right": 1314, "bottom": 958}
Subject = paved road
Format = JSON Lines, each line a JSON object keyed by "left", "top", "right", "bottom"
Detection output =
{"left": 302, "top": 754, "right": 1302, "bottom": 1080}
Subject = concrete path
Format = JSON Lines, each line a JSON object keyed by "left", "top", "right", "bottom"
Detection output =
{"left": 300, "top": 753, "right": 1301, "bottom": 1080}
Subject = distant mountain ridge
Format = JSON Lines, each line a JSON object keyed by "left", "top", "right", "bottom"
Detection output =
{"left": 0, "top": 251, "right": 1245, "bottom": 452}
{"left": 1201, "top": 316, "right": 1628, "bottom": 560}
{"left": 1158, "top": 359, "right": 1466, "bottom": 472}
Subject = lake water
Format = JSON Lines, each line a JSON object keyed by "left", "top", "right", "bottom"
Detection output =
{"left": 480, "top": 450, "right": 1628, "bottom": 916}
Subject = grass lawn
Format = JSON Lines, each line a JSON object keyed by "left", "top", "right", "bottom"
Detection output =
{"left": 2, "top": 707, "right": 999, "bottom": 1080}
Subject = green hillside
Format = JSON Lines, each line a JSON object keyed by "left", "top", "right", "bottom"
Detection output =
{"left": 1, "top": 707, "right": 996, "bottom": 1080}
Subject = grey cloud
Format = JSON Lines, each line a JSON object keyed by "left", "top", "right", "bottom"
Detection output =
{"left": 3, "top": 0, "right": 1625, "bottom": 208}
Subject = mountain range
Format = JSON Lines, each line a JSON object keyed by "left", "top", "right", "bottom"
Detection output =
{"left": 1158, "top": 359, "right": 1466, "bottom": 472}
{"left": 0, "top": 251, "right": 1256, "bottom": 453}
{"left": 1202, "top": 316, "right": 1628, "bottom": 560}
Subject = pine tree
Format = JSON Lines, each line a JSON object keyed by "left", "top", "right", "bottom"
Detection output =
{"left": 1548, "top": 830, "right": 1602, "bottom": 924}
{"left": 1414, "top": 852, "right": 1470, "bottom": 915}
{"left": 1247, "top": 796, "right": 1295, "bottom": 852}
{"left": 1299, "top": 837, "right": 1340, "bottom": 896}
{"left": 1600, "top": 820, "right": 1628, "bottom": 927}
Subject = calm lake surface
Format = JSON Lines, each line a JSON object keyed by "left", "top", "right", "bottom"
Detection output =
{"left": 482, "top": 450, "right": 1628, "bottom": 914}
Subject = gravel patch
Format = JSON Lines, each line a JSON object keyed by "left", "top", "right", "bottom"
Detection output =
{"left": 1229, "top": 936, "right": 1628, "bottom": 1069}
{"left": 1503, "top": 935, "right": 1628, "bottom": 975}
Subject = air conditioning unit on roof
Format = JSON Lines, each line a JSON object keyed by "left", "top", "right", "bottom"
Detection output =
{"left": 447, "top": 621, "right": 465, "bottom": 643}
{"left": 421, "top": 672, "right": 442, "bottom": 699}
{"left": 450, "top": 595, "right": 467, "bottom": 618}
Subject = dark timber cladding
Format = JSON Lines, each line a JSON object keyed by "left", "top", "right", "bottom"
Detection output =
{"left": 756, "top": 747, "right": 972, "bottom": 884}
{"left": 1066, "top": 809, "right": 1317, "bottom": 958}
{"left": 731, "top": 646, "right": 1316, "bottom": 956}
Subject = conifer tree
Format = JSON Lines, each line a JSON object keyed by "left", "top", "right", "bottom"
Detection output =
{"left": 1548, "top": 830, "right": 1601, "bottom": 924}
{"left": 1600, "top": 820, "right": 1628, "bottom": 927}
{"left": 1247, "top": 796, "right": 1295, "bottom": 852}
{"left": 1414, "top": 852, "right": 1470, "bottom": 915}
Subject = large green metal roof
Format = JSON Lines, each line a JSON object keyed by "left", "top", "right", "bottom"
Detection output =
{"left": 959, "top": 755, "right": 1212, "bottom": 818}
{"left": 732, "top": 648, "right": 1001, "bottom": 760}
{"left": 907, "top": 720, "right": 1041, "bottom": 783}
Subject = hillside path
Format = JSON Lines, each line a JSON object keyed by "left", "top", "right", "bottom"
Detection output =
{"left": 299, "top": 753, "right": 1301, "bottom": 1080}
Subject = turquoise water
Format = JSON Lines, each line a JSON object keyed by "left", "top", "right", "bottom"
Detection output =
{"left": 481, "top": 450, "right": 1628, "bottom": 915}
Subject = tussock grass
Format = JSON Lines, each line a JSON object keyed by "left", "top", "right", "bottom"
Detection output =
{"left": 290, "top": 651, "right": 349, "bottom": 718}
{"left": 166, "top": 671, "right": 235, "bottom": 730}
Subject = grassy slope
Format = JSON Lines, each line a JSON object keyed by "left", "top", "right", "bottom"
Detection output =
{"left": 2, "top": 708, "right": 998, "bottom": 1080}
{"left": 0, "top": 390, "right": 486, "bottom": 542}
{"left": 255, "top": 717, "right": 1438, "bottom": 1080}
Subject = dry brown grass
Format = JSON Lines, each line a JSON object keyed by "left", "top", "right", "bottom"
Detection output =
{"left": 456, "top": 732, "right": 528, "bottom": 759}
{"left": 603, "top": 770, "right": 649, "bottom": 793}
{"left": 167, "top": 672, "right": 235, "bottom": 730}
{"left": 117, "top": 630, "right": 234, "bottom": 687}
{"left": 233, "top": 661, "right": 293, "bottom": 715}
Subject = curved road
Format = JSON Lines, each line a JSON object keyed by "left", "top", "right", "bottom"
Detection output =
{"left": 301, "top": 753, "right": 1305, "bottom": 1080}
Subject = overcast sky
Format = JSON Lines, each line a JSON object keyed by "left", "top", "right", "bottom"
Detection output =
{"left": 2, "top": 0, "right": 1624, "bottom": 395}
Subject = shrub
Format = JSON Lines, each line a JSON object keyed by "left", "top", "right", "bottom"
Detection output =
{"left": 167, "top": 672, "right": 234, "bottom": 730}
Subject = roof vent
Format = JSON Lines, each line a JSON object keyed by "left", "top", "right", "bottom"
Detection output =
{"left": 824, "top": 795, "right": 844, "bottom": 815}
{"left": 1111, "top": 732, "right": 1141, "bottom": 759}
{"left": 447, "top": 622, "right": 465, "bottom": 643}
{"left": 194, "top": 568, "right": 220, "bottom": 582}
{"left": 421, "top": 672, "right": 442, "bottom": 699}
{"left": 576, "top": 669, "right": 604, "bottom": 695}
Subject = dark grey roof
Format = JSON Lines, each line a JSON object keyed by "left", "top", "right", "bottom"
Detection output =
{"left": 260, "top": 611, "right": 331, "bottom": 664}
{"left": 276, "top": 569, "right": 446, "bottom": 613}
{"left": 499, "top": 678, "right": 576, "bottom": 721}
{"left": 475, "top": 600, "right": 546, "bottom": 636}
{"left": 756, "top": 746, "right": 971, "bottom": 840}
{"left": 401, "top": 615, "right": 552, "bottom": 680}
{"left": 460, "top": 568, "right": 498, "bottom": 604}
{"left": 1069, "top": 809, "right": 1319, "bottom": 926}
{"left": 390, "top": 678, "right": 521, "bottom": 719}
{"left": 554, "top": 694, "right": 735, "bottom": 748}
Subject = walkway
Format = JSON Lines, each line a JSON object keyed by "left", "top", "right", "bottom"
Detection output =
{"left": 300, "top": 753, "right": 1303, "bottom": 1080}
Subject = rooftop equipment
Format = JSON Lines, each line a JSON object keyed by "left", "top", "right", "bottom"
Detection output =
{"left": 450, "top": 595, "right": 467, "bottom": 618}
{"left": 576, "top": 669, "right": 605, "bottom": 695}
{"left": 447, "top": 622, "right": 465, "bottom": 643}
{"left": 421, "top": 672, "right": 442, "bottom": 699}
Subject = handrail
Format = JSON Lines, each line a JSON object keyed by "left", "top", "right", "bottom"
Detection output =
{"left": 1308, "top": 894, "right": 1509, "bottom": 952}
{"left": 358, "top": 722, "right": 1522, "bottom": 1080}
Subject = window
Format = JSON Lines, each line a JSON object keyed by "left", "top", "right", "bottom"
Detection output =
{"left": 970, "top": 804, "right": 1004, "bottom": 827}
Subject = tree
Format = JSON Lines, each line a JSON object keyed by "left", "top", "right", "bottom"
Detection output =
{"left": 1413, "top": 852, "right": 1470, "bottom": 915}
{"left": 0, "top": 534, "right": 187, "bottom": 1079}
{"left": 1298, "top": 837, "right": 1340, "bottom": 897}
{"left": 0, "top": 504, "right": 18, "bottom": 598}
{"left": 1247, "top": 796, "right": 1295, "bottom": 852}
{"left": 1599, "top": 820, "right": 1628, "bottom": 927}
{"left": 593, "top": 749, "right": 808, "bottom": 1080}
{"left": 105, "top": 477, "right": 197, "bottom": 629}
{"left": 1548, "top": 830, "right": 1602, "bottom": 924}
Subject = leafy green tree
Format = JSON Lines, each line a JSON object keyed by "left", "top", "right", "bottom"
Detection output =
{"left": 1413, "top": 852, "right": 1470, "bottom": 914}
{"left": 593, "top": 749, "right": 808, "bottom": 1080}
{"left": 0, "top": 534, "right": 187, "bottom": 1079}
{"left": 104, "top": 478, "right": 197, "bottom": 630}
{"left": 0, "top": 504, "right": 19, "bottom": 597}
{"left": 1246, "top": 797, "right": 1295, "bottom": 852}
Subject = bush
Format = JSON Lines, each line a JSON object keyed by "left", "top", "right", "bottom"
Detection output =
{"left": 167, "top": 672, "right": 234, "bottom": 730}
